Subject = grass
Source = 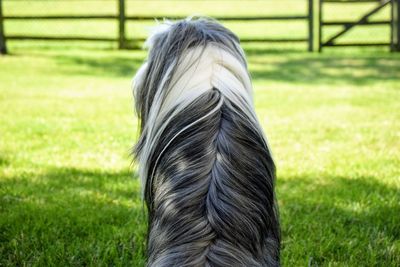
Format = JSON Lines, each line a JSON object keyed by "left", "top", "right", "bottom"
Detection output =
{"left": 1, "top": 0, "right": 400, "bottom": 266}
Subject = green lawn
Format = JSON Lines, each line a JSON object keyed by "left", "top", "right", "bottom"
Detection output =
{"left": 1, "top": 0, "right": 400, "bottom": 266}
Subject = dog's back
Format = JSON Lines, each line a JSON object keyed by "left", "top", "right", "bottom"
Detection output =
{"left": 133, "top": 18, "right": 280, "bottom": 267}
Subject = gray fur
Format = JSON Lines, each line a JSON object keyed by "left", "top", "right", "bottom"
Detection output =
{"left": 133, "top": 17, "right": 280, "bottom": 267}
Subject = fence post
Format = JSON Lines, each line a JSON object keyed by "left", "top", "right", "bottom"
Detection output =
{"left": 391, "top": 0, "right": 394, "bottom": 51}
{"left": 0, "top": 0, "right": 7, "bottom": 55}
{"left": 391, "top": 0, "right": 400, "bottom": 52}
{"left": 318, "top": 0, "right": 322, "bottom": 52}
{"left": 308, "top": 0, "right": 314, "bottom": 52}
{"left": 396, "top": 0, "right": 400, "bottom": 51}
{"left": 118, "top": 0, "right": 126, "bottom": 49}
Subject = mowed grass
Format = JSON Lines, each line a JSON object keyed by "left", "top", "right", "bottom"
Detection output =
{"left": 1, "top": 0, "right": 400, "bottom": 266}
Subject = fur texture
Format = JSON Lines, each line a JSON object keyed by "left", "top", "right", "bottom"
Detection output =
{"left": 133, "top": 17, "right": 280, "bottom": 267}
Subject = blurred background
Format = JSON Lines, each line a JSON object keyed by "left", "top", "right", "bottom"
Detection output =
{"left": 0, "top": 0, "right": 399, "bottom": 266}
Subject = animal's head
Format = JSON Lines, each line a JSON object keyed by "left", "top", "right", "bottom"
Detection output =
{"left": 132, "top": 17, "right": 250, "bottom": 133}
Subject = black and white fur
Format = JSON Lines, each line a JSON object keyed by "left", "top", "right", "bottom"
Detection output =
{"left": 133, "top": 17, "right": 280, "bottom": 267}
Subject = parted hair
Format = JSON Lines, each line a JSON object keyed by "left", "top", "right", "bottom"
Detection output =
{"left": 133, "top": 17, "right": 280, "bottom": 267}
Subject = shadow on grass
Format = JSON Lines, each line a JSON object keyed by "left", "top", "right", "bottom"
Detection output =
{"left": 50, "top": 47, "right": 400, "bottom": 87}
{"left": 0, "top": 167, "right": 147, "bottom": 266}
{"left": 249, "top": 54, "right": 400, "bottom": 86}
{"left": 244, "top": 46, "right": 306, "bottom": 56}
{"left": 0, "top": 155, "right": 11, "bottom": 167}
{"left": 55, "top": 54, "right": 145, "bottom": 78}
{"left": 278, "top": 175, "right": 399, "bottom": 266}
{"left": 2, "top": 167, "right": 398, "bottom": 265}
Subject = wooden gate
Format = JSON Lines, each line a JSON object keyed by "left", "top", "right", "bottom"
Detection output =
{"left": 318, "top": 0, "right": 400, "bottom": 51}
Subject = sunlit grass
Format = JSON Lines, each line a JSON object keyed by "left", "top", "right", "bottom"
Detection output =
{"left": 1, "top": 40, "right": 399, "bottom": 266}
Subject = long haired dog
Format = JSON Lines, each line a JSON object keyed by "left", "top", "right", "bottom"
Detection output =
{"left": 133, "top": 18, "right": 280, "bottom": 267}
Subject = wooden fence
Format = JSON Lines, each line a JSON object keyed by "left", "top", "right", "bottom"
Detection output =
{"left": 1, "top": 0, "right": 400, "bottom": 54}
{"left": 0, "top": 0, "right": 314, "bottom": 54}
{"left": 319, "top": 0, "right": 400, "bottom": 51}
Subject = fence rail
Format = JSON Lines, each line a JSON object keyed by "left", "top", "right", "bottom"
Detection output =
{"left": 1, "top": 0, "right": 400, "bottom": 54}
{"left": 3, "top": 15, "right": 310, "bottom": 21}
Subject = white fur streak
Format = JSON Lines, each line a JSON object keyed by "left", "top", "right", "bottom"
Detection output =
{"left": 135, "top": 44, "right": 256, "bottom": 191}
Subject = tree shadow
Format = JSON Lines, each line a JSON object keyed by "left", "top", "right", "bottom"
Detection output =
{"left": 0, "top": 167, "right": 147, "bottom": 266}
{"left": 0, "top": 155, "right": 11, "bottom": 167}
{"left": 249, "top": 54, "right": 400, "bottom": 86}
{"left": 50, "top": 46, "right": 400, "bottom": 87}
{"left": 278, "top": 175, "right": 399, "bottom": 266}
{"left": 55, "top": 54, "right": 145, "bottom": 78}
{"left": 244, "top": 46, "right": 305, "bottom": 56}
{"left": 1, "top": 166, "right": 398, "bottom": 265}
